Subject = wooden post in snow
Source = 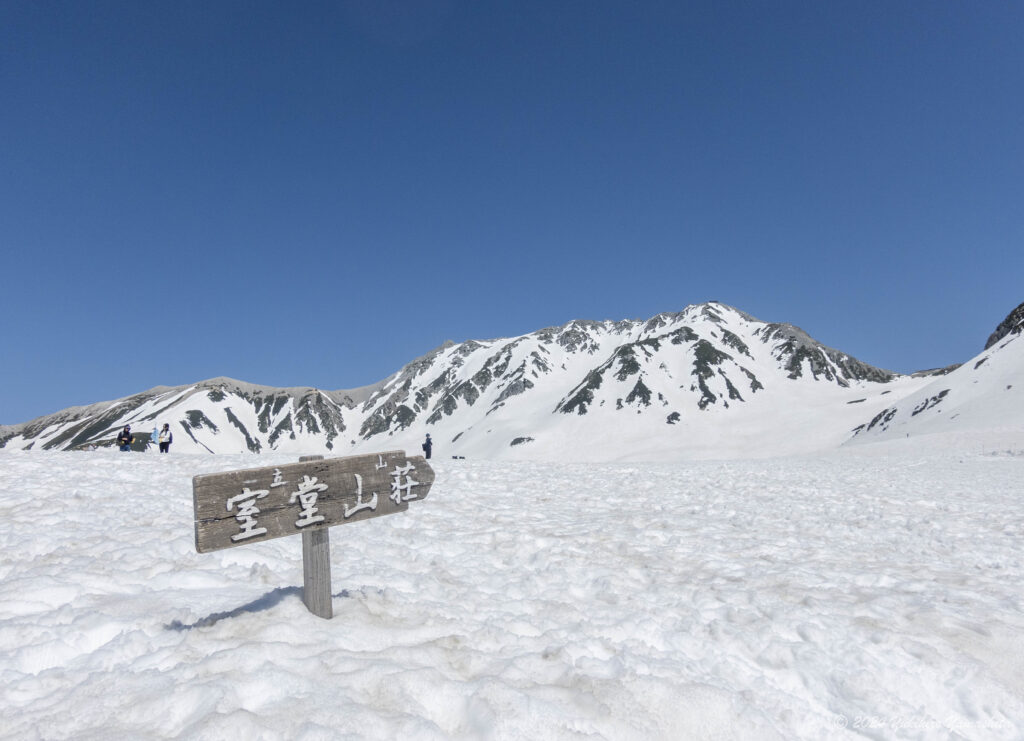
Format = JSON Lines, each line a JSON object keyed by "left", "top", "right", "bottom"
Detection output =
{"left": 298, "top": 455, "right": 332, "bottom": 618}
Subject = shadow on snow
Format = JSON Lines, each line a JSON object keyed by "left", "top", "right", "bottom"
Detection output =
{"left": 164, "top": 586, "right": 364, "bottom": 630}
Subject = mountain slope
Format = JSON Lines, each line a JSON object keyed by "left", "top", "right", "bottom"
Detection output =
{"left": 0, "top": 378, "right": 381, "bottom": 455}
{"left": 345, "top": 302, "right": 930, "bottom": 460}
{"left": 849, "top": 301, "right": 1024, "bottom": 444}
{"left": 0, "top": 302, "right": 956, "bottom": 460}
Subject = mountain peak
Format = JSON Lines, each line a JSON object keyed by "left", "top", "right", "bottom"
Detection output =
{"left": 985, "top": 301, "right": 1024, "bottom": 350}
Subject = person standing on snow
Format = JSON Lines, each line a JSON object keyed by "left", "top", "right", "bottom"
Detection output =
{"left": 116, "top": 425, "right": 134, "bottom": 452}
{"left": 422, "top": 433, "right": 432, "bottom": 459}
{"left": 158, "top": 423, "right": 173, "bottom": 453}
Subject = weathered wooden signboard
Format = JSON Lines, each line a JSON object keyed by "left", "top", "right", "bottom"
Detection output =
{"left": 193, "top": 450, "right": 433, "bottom": 553}
{"left": 192, "top": 450, "right": 434, "bottom": 618}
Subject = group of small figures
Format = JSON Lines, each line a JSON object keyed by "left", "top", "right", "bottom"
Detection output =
{"left": 116, "top": 423, "right": 173, "bottom": 453}
{"left": 105, "top": 429, "right": 447, "bottom": 457}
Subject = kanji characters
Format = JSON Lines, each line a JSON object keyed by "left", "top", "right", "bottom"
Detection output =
{"left": 389, "top": 462, "right": 421, "bottom": 504}
{"left": 290, "top": 474, "right": 328, "bottom": 528}
{"left": 226, "top": 487, "right": 270, "bottom": 542}
{"left": 344, "top": 473, "right": 378, "bottom": 518}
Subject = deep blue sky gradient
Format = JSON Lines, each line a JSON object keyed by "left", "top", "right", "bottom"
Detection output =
{"left": 2, "top": 1, "right": 1022, "bottom": 424}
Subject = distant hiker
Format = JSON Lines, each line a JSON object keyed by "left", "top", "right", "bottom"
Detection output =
{"left": 422, "top": 433, "right": 432, "bottom": 459}
{"left": 158, "top": 423, "right": 173, "bottom": 454}
{"left": 116, "top": 425, "right": 134, "bottom": 452}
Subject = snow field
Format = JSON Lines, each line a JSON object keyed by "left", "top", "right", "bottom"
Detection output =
{"left": 1, "top": 438, "right": 1022, "bottom": 739}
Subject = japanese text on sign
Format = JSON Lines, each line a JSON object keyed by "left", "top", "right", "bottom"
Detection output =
{"left": 192, "top": 451, "right": 435, "bottom": 554}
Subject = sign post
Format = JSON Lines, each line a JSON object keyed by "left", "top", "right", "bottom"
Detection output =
{"left": 298, "top": 455, "right": 332, "bottom": 618}
{"left": 302, "top": 527, "right": 332, "bottom": 618}
{"left": 192, "top": 450, "right": 434, "bottom": 619}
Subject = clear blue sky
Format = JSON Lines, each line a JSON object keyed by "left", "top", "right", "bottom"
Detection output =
{"left": 2, "top": 0, "right": 1021, "bottom": 425}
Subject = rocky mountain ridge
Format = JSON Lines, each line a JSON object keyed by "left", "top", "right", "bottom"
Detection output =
{"left": 3, "top": 301, "right": 1019, "bottom": 460}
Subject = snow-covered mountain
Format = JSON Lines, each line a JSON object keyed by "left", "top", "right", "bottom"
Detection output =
{"left": 4, "top": 301, "right": 1020, "bottom": 460}
{"left": 849, "top": 300, "right": 1024, "bottom": 444}
{"left": 0, "top": 379, "right": 380, "bottom": 456}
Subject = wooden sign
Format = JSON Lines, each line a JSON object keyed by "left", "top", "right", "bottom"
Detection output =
{"left": 192, "top": 450, "right": 434, "bottom": 554}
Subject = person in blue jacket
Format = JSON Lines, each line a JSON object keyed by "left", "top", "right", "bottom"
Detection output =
{"left": 116, "top": 425, "right": 134, "bottom": 452}
{"left": 422, "top": 433, "right": 432, "bottom": 459}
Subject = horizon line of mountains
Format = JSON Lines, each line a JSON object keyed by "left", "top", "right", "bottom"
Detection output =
{"left": 3, "top": 300, "right": 1021, "bottom": 460}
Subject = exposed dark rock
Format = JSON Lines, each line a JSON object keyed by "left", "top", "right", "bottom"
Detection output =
{"left": 225, "top": 408, "right": 261, "bottom": 452}
{"left": 740, "top": 368, "right": 764, "bottom": 393}
{"left": 719, "top": 370, "right": 744, "bottom": 401}
{"left": 557, "top": 369, "right": 604, "bottom": 415}
{"left": 269, "top": 415, "right": 293, "bottom": 447}
{"left": 495, "top": 376, "right": 535, "bottom": 405}
{"left": 669, "top": 327, "right": 699, "bottom": 345}
{"left": 911, "top": 389, "right": 950, "bottom": 416}
{"left": 614, "top": 346, "right": 643, "bottom": 380}
{"left": 625, "top": 379, "right": 652, "bottom": 407}
{"left": 863, "top": 407, "right": 898, "bottom": 433}
{"left": 185, "top": 410, "right": 218, "bottom": 432}
{"left": 911, "top": 365, "right": 961, "bottom": 378}
{"left": 757, "top": 323, "right": 895, "bottom": 385}
{"left": 718, "top": 330, "right": 751, "bottom": 357}
{"left": 696, "top": 376, "right": 717, "bottom": 410}
{"left": 985, "top": 301, "right": 1024, "bottom": 349}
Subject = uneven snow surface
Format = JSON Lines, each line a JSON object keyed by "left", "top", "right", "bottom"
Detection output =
{"left": 2, "top": 436, "right": 1023, "bottom": 739}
